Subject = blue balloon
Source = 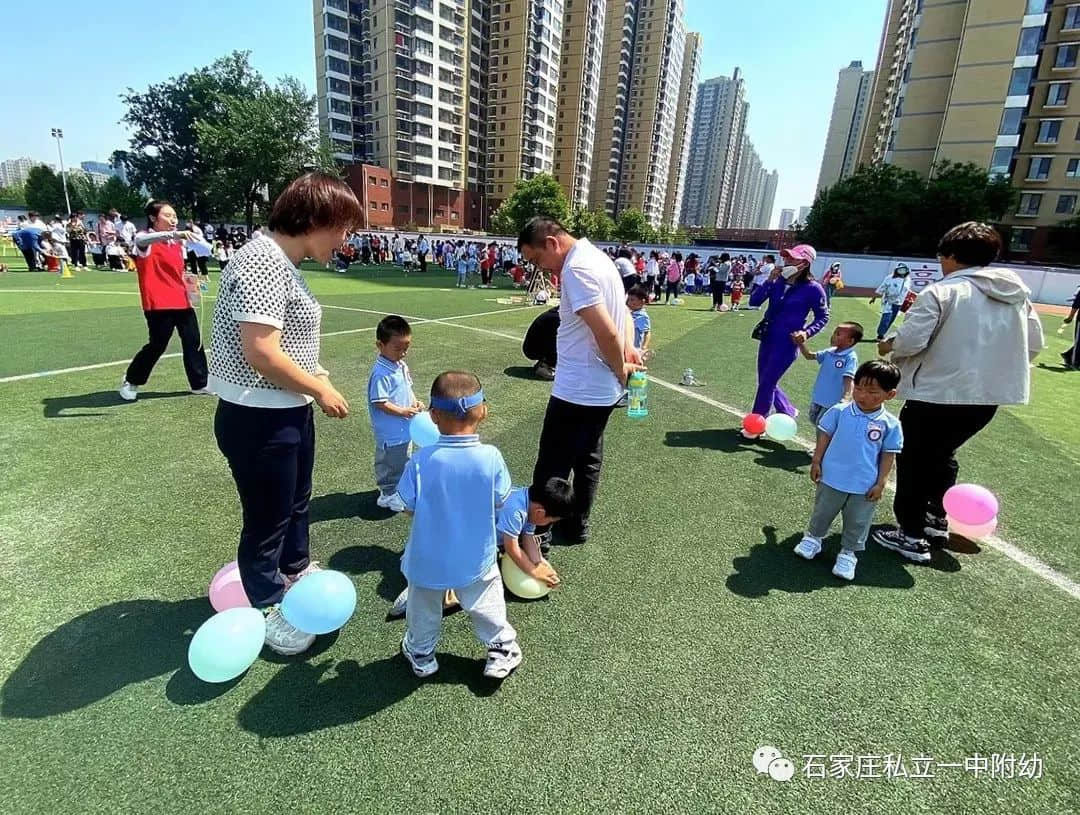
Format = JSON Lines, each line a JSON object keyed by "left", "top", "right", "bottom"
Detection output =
{"left": 187, "top": 607, "right": 265, "bottom": 683}
{"left": 280, "top": 570, "right": 357, "bottom": 635}
{"left": 409, "top": 412, "right": 441, "bottom": 448}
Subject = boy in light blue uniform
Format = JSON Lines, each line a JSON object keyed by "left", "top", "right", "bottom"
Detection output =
{"left": 626, "top": 285, "right": 652, "bottom": 351}
{"left": 367, "top": 316, "right": 423, "bottom": 513}
{"left": 397, "top": 370, "right": 522, "bottom": 680}
{"left": 795, "top": 360, "right": 904, "bottom": 581}
{"left": 497, "top": 477, "right": 574, "bottom": 589}
{"left": 795, "top": 321, "right": 862, "bottom": 424}
{"left": 455, "top": 244, "right": 468, "bottom": 288}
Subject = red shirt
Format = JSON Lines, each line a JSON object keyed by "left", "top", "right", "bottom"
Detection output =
{"left": 135, "top": 240, "right": 189, "bottom": 311}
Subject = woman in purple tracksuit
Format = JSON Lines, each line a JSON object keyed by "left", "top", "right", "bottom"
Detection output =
{"left": 743, "top": 244, "right": 829, "bottom": 437}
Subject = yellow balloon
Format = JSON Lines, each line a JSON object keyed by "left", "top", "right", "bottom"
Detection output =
{"left": 500, "top": 555, "right": 550, "bottom": 599}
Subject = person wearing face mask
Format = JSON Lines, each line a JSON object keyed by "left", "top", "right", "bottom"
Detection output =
{"left": 869, "top": 264, "right": 913, "bottom": 340}
{"left": 743, "top": 244, "right": 829, "bottom": 436}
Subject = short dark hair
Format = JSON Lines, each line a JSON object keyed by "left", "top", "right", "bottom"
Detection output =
{"left": 720, "top": 252, "right": 730, "bottom": 262}
{"left": 838, "top": 320, "right": 864, "bottom": 343}
{"left": 627, "top": 284, "right": 649, "bottom": 301}
{"left": 937, "top": 221, "right": 1002, "bottom": 267}
{"left": 376, "top": 315, "right": 411, "bottom": 344}
{"left": 268, "top": 172, "right": 363, "bottom": 237}
{"left": 854, "top": 359, "right": 901, "bottom": 391}
{"left": 27, "top": 211, "right": 38, "bottom": 219}
{"left": 617, "top": 247, "right": 633, "bottom": 259}
{"left": 430, "top": 370, "right": 484, "bottom": 420}
{"left": 518, "top": 216, "right": 568, "bottom": 250}
{"left": 764, "top": 254, "right": 775, "bottom": 262}
{"left": 528, "top": 477, "right": 575, "bottom": 518}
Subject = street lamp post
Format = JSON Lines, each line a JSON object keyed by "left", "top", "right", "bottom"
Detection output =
{"left": 50, "top": 128, "right": 72, "bottom": 215}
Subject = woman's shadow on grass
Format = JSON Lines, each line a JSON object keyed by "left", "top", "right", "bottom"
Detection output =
{"left": 310, "top": 490, "right": 397, "bottom": 523}
{"left": 725, "top": 526, "right": 961, "bottom": 598}
{"left": 42, "top": 390, "right": 190, "bottom": 418}
{"left": 664, "top": 428, "right": 810, "bottom": 474}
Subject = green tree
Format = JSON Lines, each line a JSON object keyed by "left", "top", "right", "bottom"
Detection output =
{"left": 114, "top": 51, "right": 264, "bottom": 220}
{"left": 197, "top": 76, "right": 329, "bottom": 229}
{"left": 96, "top": 176, "right": 147, "bottom": 216}
{"left": 490, "top": 174, "right": 571, "bottom": 236}
{"left": 917, "top": 161, "right": 1017, "bottom": 253}
{"left": 570, "top": 207, "right": 615, "bottom": 241}
{"left": 0, "top": 183, "right": 27, "bottom": 208}
{"left": 24, "top": 166, "right": 67, "bottom": 214}
{"left": 614, "top": 208, "right": 649, "bottom": 243}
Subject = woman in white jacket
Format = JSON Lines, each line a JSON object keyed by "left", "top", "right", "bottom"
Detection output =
{"left": 874, "top": 222, "right": 1044, "bottom": 563}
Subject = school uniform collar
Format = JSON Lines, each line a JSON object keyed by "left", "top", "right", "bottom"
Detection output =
{"left": 832, "top": 346, "right": 856, "bottom": 357}
{"left": 375, "top": 354, "right": 403, "bottom": 372}
{"left": 436, "top": 434, "right": 480, "bottom": 447}
{"left": 845, "top": 402, "right": 885, "bottom": 420}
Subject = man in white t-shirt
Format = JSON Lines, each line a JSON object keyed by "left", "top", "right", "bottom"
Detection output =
{"left": 518, "top": 216, "right": 643, "bottom": 545}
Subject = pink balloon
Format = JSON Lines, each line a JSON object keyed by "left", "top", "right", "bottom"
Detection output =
{"left": 209, "top": 573, "right": 251, "bottom": 612}
{"left": 948, "top": 516, "right": 998, "bottom": 541}
{"left": 209, "top": 560, "right": 239, "bottom": 594}
{"left": 942, "top": 484, "right": 999, "bottom": 526}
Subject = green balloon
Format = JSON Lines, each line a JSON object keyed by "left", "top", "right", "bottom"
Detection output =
{"left": 188, "top": 607, "right": 265, "bottom": 683}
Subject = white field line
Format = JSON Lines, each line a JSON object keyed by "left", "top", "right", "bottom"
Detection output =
{"left": 0, "top": 288, "right": 139, "bottom": 295}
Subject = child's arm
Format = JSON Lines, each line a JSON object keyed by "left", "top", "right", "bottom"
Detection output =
{"left": 867, "top": 452, "right": 895, "bottom": 502}
{"left": 795, "top": 340, "right": 816, "bottom": 361}
{"left": 641, "top": 330, "right": 650, "bottom": 351}
{"left": 841, "top": 375, "right": 854, "bottom": 401}
{"left": 372, "top": 400, "right": 420, "bottom": 418}
{"left": 810, "top": 430, "right": 831, "bottom": 484}
{"left": 503, "top": 533, "right": 560, "bottom": 587}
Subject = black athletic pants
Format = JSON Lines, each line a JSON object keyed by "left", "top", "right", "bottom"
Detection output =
{"left": 125, "top": 308, "right": 208, "bottom": 389}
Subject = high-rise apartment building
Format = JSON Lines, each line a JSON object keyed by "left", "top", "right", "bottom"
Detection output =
{"left": 554, "top": 0, "right": 605, "bottom": 210}
{"left": 681, "top": 70, "right": 747, "bottom": 228}
{"left": 0, "top": 157, "right": 36, "bottom": 188}
{"left": 758, "top": 169, "right": 779, "bottom": 229}
{"left": 860, "top": 0, "right": 1079, "bottom": 247}
{"left": 778, "top": 208, "right": 796, "bottom": 230}
{"left": 663, "top": 31, "right": 700, "bottom": 227}
{"left": 588, "top": 0, "right": 636, "bottom": 215}
{"left": 730, "top": 134, "right": 761, "bottom": 228}
{"left": 816, "top": 60, "right": 874, "bottom": 191}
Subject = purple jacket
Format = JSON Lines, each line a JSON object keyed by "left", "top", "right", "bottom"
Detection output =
{"left": 749, "top": 277, "right": 829, "bottom": 340}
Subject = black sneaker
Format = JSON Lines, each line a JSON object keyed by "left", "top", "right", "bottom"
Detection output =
{"left": 873, "top": 528, "right": 931, "bottom": 563}
{"left": 924, "top": 514, "right": 950, "bottom": 547}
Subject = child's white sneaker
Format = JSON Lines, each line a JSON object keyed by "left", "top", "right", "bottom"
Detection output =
{"left": 119, "top": 380, "right": 138, "bottom": 401}
{"left": 483, "top": 643, "right": 522, "bottom": 679}
{"left": 832, "top": 549, "right": 858, "bottom": 581}
{"left": 794, "top": 536, "right": 822, "bottom": 559}
{"left": 376, "top": 492, "right": 407, "bottom": 513}
{"left": 264, "top": 606, "right": 316, "bottom": 655}
{"left": 401, "top": 637, "right": 439, "bottom": 677}
{"left": 389, "top": 587, "right": 408, "bottom": 618}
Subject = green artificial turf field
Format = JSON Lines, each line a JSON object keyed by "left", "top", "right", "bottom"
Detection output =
{"left": 0, "top": 258, "right": 1077, "bottom": 814}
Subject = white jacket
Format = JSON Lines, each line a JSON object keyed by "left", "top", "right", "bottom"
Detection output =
{"left": 890, "top": 266, "right": 1044, "bottom": 406}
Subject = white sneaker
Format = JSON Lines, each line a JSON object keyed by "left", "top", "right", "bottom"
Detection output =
{"left": 832, "top": 550, "right": 858, "bottom": 581}
{"left": 376, "top": 492, "right": 407, "bottom": 513}
{"left": 389, "top": 587, "right": 408, "bottom": 618}
{"left": 401, "top": 637, "right": 439, "bottom": 677}
{"left": 119, "top": 381, "right": 138, "bottom": 401}
{"left": 190, "top": 386, "right": 213, "bottom": 396}
{"left": 263, "top": 606, "right": 315, "bottom": 655}
{"left": 794, "top": 536, "right": 822, "bottom": 560}
{"left": 483, "top": 643, "right": 523, "bottom": 679}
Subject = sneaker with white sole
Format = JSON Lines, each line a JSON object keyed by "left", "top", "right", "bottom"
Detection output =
{"left": 873, "top": 529, "right": 931, "bottom": 563}
{"left": 376, "top": 492, "right": 407, "bottom": 513}
{"left": 794, "top": 536, "right": 822, "bottom": 560}
{"left": 263, "top": 606, "right": 316, "bottom": 655}
{"left": 923, "top": 514, "right": 950, "bottom": 545}
{"left": 401, "top": 637, "right": 439, "bottom": 677}
{"left": 832, "top": 549, "right": 858, "bottom": 580}
{"left": 119, "top": 381, "right": 138, "bottom": 401}
{"left": 483, "top": 643, "right": 522, "bottom": 679}
{"left": 190, "top": 386, "right": 213, "bottom": 396}
{"left": 389, "top": 587, "right": 409, "bottom": 618}
{"left": 282, "top": 561, "right": 322, "bottom": 591}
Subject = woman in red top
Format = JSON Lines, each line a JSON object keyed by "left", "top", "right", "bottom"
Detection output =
{"left": 119, "top": 200, "right": 210, "bottom": 401}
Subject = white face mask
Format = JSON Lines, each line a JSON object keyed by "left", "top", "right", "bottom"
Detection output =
{"left": 781, "top": 264, "right": 801, "bottom": 280}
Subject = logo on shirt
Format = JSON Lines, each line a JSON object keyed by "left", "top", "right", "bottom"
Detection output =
{"left": 866, "top": 423, "right": 884, "bottom": 443}
{"left": 834, "top": 359, "right": 845, "bottom": 369}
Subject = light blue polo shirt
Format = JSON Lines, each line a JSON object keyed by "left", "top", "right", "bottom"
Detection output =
{"left": 496, "top": 486, "right": 535, "bottom": 541}
{"left": 367, "top": 355, "right": 413, "bottom": 447}
{"left": 397, "top": 434, "right": 512, "bottom": 589}
{"left": 818, "top": 403, "right": 903, "bottom": 494}
{"left": 631, "top": 308, "right": 651, "bottom": 348}
{"left": 811, "top": 347, "right": 858, "bottom": 408}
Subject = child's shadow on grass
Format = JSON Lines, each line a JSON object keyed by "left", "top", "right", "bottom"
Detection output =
{"left": 310, "top": 490, "right": 395, "bottom": 523}
{"left": 328, "top": 544, "right": 404, "bottom": 603}
{"left": 236, "top": 654, "right": 498, "bottom": 737}
{"left": 726, "top": 526, "right": 937, "bottom": 598}
{"left": 664, "top": 428, "right": 809, "bottom": 474}
{"left": 42, "top": 390, "right": 190, "bottom": 418}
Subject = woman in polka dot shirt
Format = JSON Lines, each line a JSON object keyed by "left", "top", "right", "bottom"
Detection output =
{"left": 209, "top": 172, "right": 360, "bottom": 656}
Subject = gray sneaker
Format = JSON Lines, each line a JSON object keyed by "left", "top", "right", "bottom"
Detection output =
{"left": 401, "top": 637, "right": 438, "bottom": 677}
{"left": 483, "top": 643, "right": 523, "bottom": 679}
{"left": 264, "top": 607, "right": 316, "bottom": 655}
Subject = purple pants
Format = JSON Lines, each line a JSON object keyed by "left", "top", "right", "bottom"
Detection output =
{"left": 752, "top": 336, "right": 798, "bottom": 417}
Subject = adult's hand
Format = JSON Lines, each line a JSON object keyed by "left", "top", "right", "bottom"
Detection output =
{"left": 768, "top": 266, "right": 782, "bottom": 281}
{"left": 625, "top": 345, "right": 645, "bottom": 365}
{"left": 790, "top": 330, "right": 808, "bottom": 346}
{"left": 877, "top": 338, "right": 894, "bottom": 357}
{"left": 316, "top": 382, "right": 349, "bottom": 418}
{"left": 619, "top": 362, "right": 646, "bottom": 387}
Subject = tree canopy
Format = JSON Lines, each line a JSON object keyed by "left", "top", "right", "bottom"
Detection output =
{"left": 490, "top": 174, "right": 572, "bottom": 236}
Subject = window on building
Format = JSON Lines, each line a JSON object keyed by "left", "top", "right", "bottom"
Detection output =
{"left": 415, "top": 102, "right": 433, "bottom": 118}
{"left": 1048, "top": 82, "right": 1071, "bottom": 106}
{"left": 1008, "top": 67, "right": 1034, "bottom": 96}
{"left": 416, "top": 17, "right": 433, "bottom": 34}
{"left": 990, "top": 147, "right": 1015, "bottom": 178}
{"left": 1055, "top": 44, "right": 1079, "bottom": 69}
{"left": 1037, "top": 120, "right": 1063, "bottom": 143}
{"left": 1028, "top": 156, "right": 1053, "bottom": 180}
{"left": 1066, "top": 6, "right": 1080, "bottom": 30}
{"left": 415, "top": 81, "right": 433, "bottom": 98}
{"left": 1056, "top": 194, "right": 1078, "bottom": 214}
{"left": 1017, "top": 26, "right": 1042, "bottom": 56}
{"left": 1009, "top": 227, "right": 1034, "bottom": 252}
{"left": 1017, "top": 193, "right": 1043, "bottom": 215}
{"left": 1068, "top": 158, "right": 1080, "bottom": 177}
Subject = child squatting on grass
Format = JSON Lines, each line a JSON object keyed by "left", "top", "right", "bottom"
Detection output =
{"left": 496, "top": 477, "right": 575, "bottom": 589}
{"left": 397, "top": 370, "right": 523, "bottom": 680}
{"left": 795, "top": 360, "right": 904, "bottom": 581}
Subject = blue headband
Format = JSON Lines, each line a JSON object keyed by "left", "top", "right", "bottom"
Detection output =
{"left": 430, "top": 389, "right": 485, "bottom": 416}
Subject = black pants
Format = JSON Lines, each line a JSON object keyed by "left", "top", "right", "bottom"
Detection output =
{"left": 1062, "top": 320, "right": 1079, "bottom": 368}
{"left": 652, "top": 278, "right": 662, "bottom": 300}
{"left": 125, "top": 309, "right": 208, "bottom": 389}
{"left": 419, "top": 254, "right": 427, "bottom": 273}
{"left": 20, "top": 247, "right": 40, "bottom": 270}
{"left": 482, "top": 265, "right": 493, "bottom": 286}
{"left": 69, "top": 239, "right": 87, "bottom": 267}
{"left": 665, "top": 281, "right": 679, "bottom": 302}
{"left": 186, "top": 251, "right": 208, "bottom": 276}
{"left": 711, "top": 281, "right": 725, "bottom": 307}
{"left": 215, "top": 400, "right": 314, "bottom": 608}
{"left": 532, "top": 396, "right": 616, "bottom": 538}
{"left": 893, "top": 400, "right": 998, "bottom": 538}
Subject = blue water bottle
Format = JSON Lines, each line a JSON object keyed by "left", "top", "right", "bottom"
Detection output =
{"left": 627, "top": 371, "right": 648, "bottom": 419}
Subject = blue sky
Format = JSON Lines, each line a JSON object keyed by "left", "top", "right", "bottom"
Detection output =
{"left": 3, "top": 0, "right": 885, "bottom": 227}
